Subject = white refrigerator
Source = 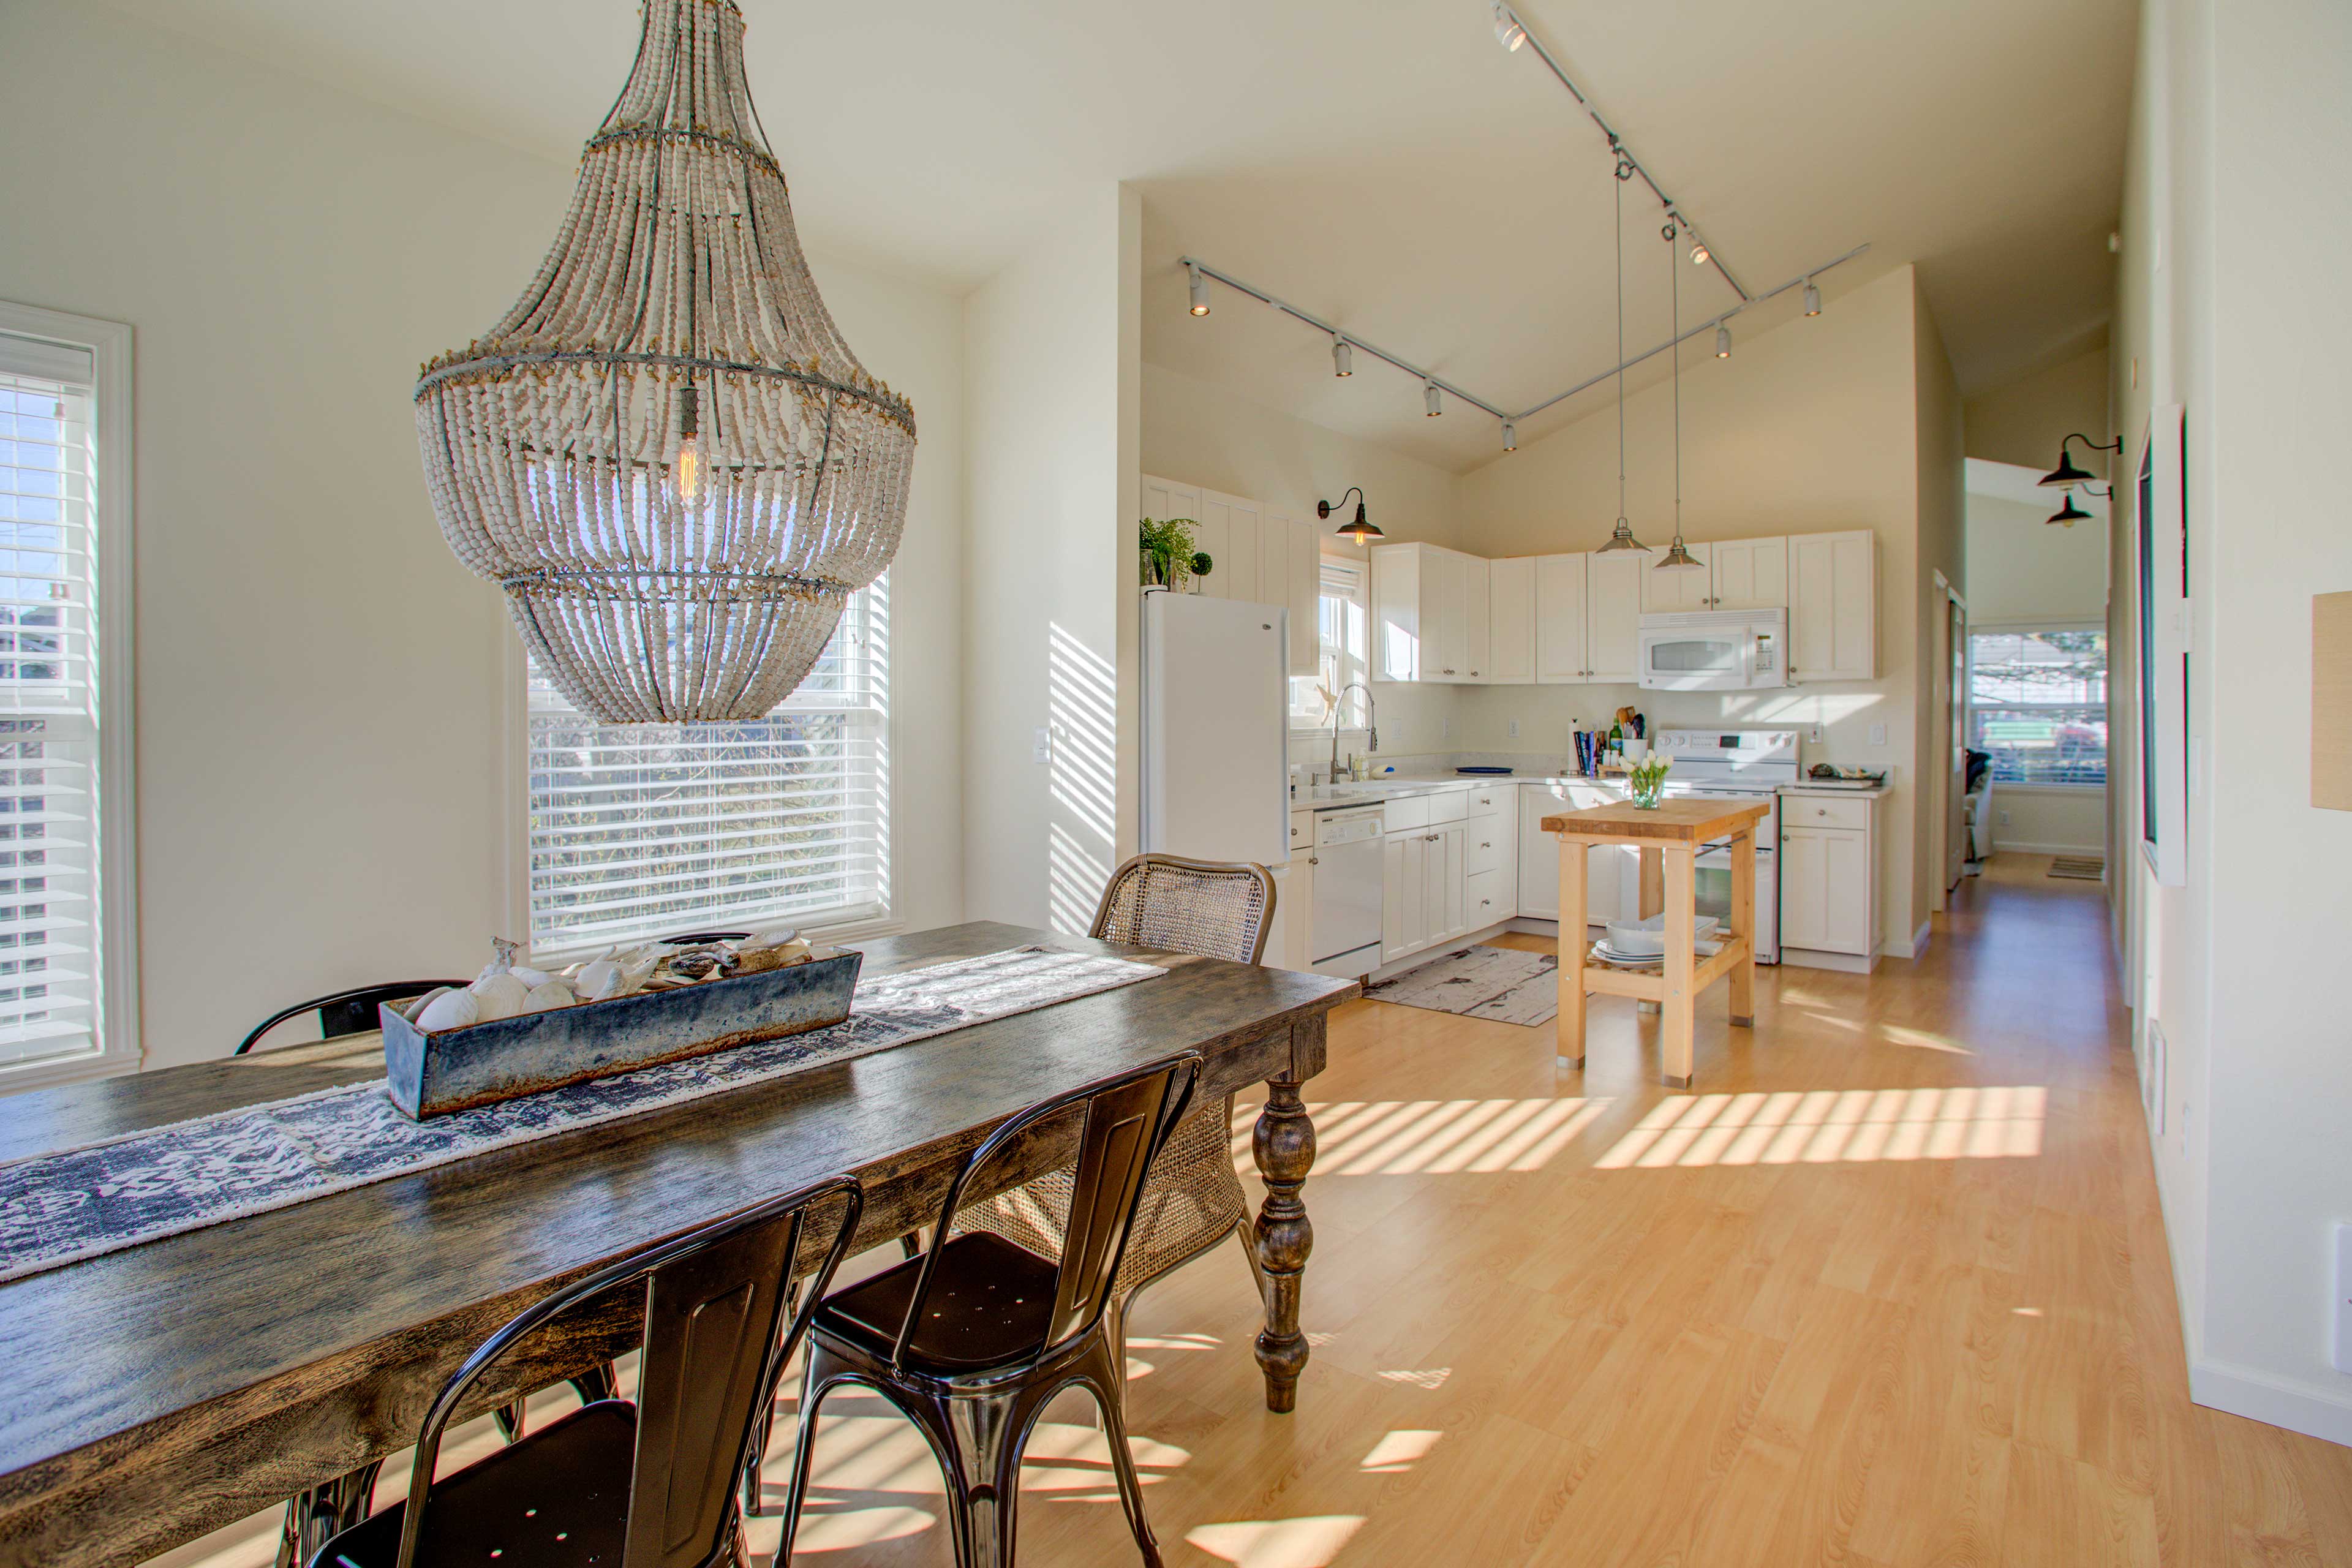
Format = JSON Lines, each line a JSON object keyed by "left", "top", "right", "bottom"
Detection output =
{"left": 1140, "top": 592, "right": 1292, "bottom": 960}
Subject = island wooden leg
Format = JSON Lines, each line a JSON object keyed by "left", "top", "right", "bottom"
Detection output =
{"left": 1636, "top": 847, "right": 1665, "bottom": 1014}
{"left": 1252, "top": 1076, "right": 1316, "bottom": 1412}
{"left": 1661, "top": 846, "right": 1697, "bottom": 1088}
{"left": 1729, "top": 829, "right": 1757, "bottom": 1028}
{"left": 1556, "top": 835, "right": 1588, "bottom": 1069}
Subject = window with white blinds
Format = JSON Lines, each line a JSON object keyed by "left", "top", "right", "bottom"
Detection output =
{"left": 526, "top": 576, "right": 891, "bottom": 957}
{"left": 0, "top": 345, "right": 103, "bottom": 1070}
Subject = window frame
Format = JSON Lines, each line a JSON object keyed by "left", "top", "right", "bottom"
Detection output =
{"left": 1289, "top": 554, "right": 1373, "bottom": 738}
{"left": 502, "top": 578, "right": 900, "bottom": 967}
{"left": 1966, "top": 618, "right": 2109, "bottom": 793}
{"left": 0, "top": 301, "right": 139, "bottom": 1092}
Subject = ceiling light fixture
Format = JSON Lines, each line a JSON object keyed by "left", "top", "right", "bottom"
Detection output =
{"left": 1492, "top": 1, "right": 1528, "bottom": 52}
{"left": 1332, "top": 337, "right": 1353, "bottom": 377}
{"left": 1657, "top": 223, "right": 1703, "bottom": 573}
{"left": 1188, "top": 262, "right": 1210, "bottom": 316}
{"left": 1689, "top": 241, "right": 1710, "bottom": 266}
{"left": 2037, "top": 431, "right": 2122, "bottom": 488}
{"left": 1425, "top": 379, "right": 1443, "bottom": 417}
{"left": 1501, "top": 421, "right": 1517, "bottom": 451}
{"left": 1596, "top": 158, "right": 1647, "bottom": 554}
{"left": 1714, "top": 323, "right": 1732, "bottom": 359}
{"left": 1803, "top": 277, "right": 1822, "bottom": 317}
{"left": 1319, "top": 486, "right": 1382, "bottom": 543}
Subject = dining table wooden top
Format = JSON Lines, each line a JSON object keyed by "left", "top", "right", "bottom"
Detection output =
{"left": 0, "top": 920, "right": 1356, "bottom": 1568}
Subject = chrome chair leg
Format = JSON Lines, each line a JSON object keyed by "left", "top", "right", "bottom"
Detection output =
{"left": 1080, "top": 1336, "right": 1162, "bottom": 1568}
{"left": 274, "top": 1458, "right": 382, "bottom": 1568}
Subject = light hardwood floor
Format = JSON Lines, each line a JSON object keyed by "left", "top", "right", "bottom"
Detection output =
{"left": 151, "top": 859, "right": 2351, "bottom": 1567}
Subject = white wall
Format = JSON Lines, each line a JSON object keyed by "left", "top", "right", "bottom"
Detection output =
{"left": 1452, "top": 266, "right": 1956, "bottom": 956}
{"left": 2111, "top": 0, "right": 2352, "bottom": 1446}
{"left": 962, "top": 188, "right": 1138, "bottom": 935}
{"left": 1139, "top": 361, "right": 1468, "bottom": 764}
{"left": 0, "top": 3, "right": 968, "bottom": 1071}
{"left": 1964, "top": 343, "right": 2111, "bottom": 472}
{"left": 1966, "top": 462, "right": 2108, "bottom": 856}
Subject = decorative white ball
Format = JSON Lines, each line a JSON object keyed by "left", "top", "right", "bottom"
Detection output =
{"left": 521, "top": 979, "right": 576, "bottom": 1013}
{"left": 417, "top": 989, "right": 481, "bottom": 1031}
{"left": 469, "top": 973, "right": 531, "bottom": 1021}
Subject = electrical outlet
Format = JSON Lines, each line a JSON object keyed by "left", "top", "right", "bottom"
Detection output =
{"left": 1807, "top": 725, "right": 1822, "bottom": 745}
{"left": 1508, "top": 718, "right": 1520, "bottom": 739}
{"left": 1032, "top": 726, "right": 1052, "bottom": 766}
{"left": 1868, "top": 722, "right": 1887, "bottom": 747}
{"left": 2334, "top": 1224, "right": 2352, "bottom": 1374}
{"left": 1999, "top": 809, "right": 2010, "bottom": 826}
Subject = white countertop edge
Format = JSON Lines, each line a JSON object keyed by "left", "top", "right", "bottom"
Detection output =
{"left": 1291, "top": 773, "right": 1894, "bottom": 813}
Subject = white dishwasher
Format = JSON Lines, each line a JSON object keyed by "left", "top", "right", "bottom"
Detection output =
{"left": 1309, "top": 805, "right": 1386, "bottom": 979}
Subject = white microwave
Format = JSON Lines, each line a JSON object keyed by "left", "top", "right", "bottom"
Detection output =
{"left": 1637, "top": 609, "right": 1789, "bottom": 691}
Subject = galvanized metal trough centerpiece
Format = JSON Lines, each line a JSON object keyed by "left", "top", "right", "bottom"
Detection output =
{"left": 380, "top": 938, "right": 862, "bottom": 1120}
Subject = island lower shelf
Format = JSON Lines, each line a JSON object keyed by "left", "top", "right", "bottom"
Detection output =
{"left": 1574, "top": 935, "right": 1752, "bottom": 1002}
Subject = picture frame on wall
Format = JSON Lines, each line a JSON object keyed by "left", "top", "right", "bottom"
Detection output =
{"left": 2138, "top": 402, "right": 2188, "bottom": 886}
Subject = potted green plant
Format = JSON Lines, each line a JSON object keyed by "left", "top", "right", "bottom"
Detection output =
{"left": 1139, "top": 517, "right": 1213, "bottom": 592}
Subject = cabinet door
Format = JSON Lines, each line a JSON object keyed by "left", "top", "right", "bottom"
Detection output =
{"left": 1220, "top": 493, "right": 1262, "bottom": 603}
{"left": 1431, "top": 826, "right": 1466, "bottom": 941}
{"left": 1460, "top": 556, "right": 1491, "bottom": 682}
{"left": 1779, "top": 827, "right": 1830, "bottom": 949}
{"left": 1585, "top": 548, "right": 1649, "bottom": 682}
{"left": 1585, "top": 844, "right": 1629, "bottom": 927}
{"left": 1822, "top": 827, "right": 1871, "bottom": 953}
{"left": 1427, "top": 549, "right": 1466, "bottom": 681}
{"left": 1489, "top": 557, "right": 1537, "bottom": 684}
{"left": 1383, "top": 832, "right": 1425, "bottom": 961}
{"left": 1788, "top": 530, "right": 1877, "bottom": 682}
{"left": 1189, "top": 493, "right": 1232, "bottom": 598}
{"left": 1517, "top": 789, "right": 1562, "bottom": 918}
{"left": 1640, "top": 541, "right": 1713, "bottom": 614}
{"left": 1534, "top": 553, "right": 1589, "bottom": 682}
{"left": 1709, "top": 537, "right": 1788, "bottom": 611}
{"left": 1370, "top": 545, "right": 1422, "bottom": 682}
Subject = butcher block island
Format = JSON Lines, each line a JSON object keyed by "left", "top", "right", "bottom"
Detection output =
{"left": 1541, "top": 797, "right": 1770, "bottom": 1088}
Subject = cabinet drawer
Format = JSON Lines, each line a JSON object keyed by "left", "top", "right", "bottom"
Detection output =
{"left": 1427, "top": 788, "right": 1471, "bottom": 825}
{"left": 1382, "top": 794, "right": 1431, "bottom": 832}
{"left": 1466, "top": 828, "right": 1506, "bottom": 876}
{"left": 1469, "top": 787, "right": 1509, "bottom": 818}
{"left": 1466, "top": 869, "right": 1506, "bottom": 927}
{"left": 1784, "top": 795, "right": 1869, "bottom": 831}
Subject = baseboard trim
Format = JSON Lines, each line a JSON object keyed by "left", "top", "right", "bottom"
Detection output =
{"left": 2190, "top": 1357, "right": 2352, "bottom": 1449}
{"left": 1781, "top": 946, "right": 1874, "bottom": 974}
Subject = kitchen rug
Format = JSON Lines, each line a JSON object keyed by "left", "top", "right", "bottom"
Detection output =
{"left": 2048, "top": 856, "right": 2105, "bottom": 880}
{"left": 1365, "top": 943, "right": 1559, "bottom": 1027}
{"left": 0, "top": 946, "right": 1162, "bottom": 1285}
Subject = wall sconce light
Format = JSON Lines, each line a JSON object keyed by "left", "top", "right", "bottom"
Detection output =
{"left": 1319, "top": 486, "right": 1381, "bottom": 543}
{"left": 2038, "top": 431, "right": 2123, "bottom": 488}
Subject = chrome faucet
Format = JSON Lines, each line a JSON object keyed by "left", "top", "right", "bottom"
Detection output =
{"left": 1330, "top": 681, "right": 1378, "bottom": 782}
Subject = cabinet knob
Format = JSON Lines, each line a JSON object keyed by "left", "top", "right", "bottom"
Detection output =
{"left": 1309, "top": 855, "right": 1319, "bottom": 865}
{"left": 1480, "top": 841, "right": 1492, "bottom": 850}
{"left": 1816, "top": 807, "right": 1827, "bottom": 816}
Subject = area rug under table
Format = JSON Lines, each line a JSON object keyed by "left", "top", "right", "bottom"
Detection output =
{"left": 1364, "top": 943, "right": 1559, "bottom": 1027}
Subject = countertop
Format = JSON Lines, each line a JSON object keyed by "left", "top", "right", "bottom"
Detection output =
{"left": 1289, "top": 772, "right": 1896, "bottom": 813}
{"left": 1778, "top": 780, "right": 1894, "bottom": 799}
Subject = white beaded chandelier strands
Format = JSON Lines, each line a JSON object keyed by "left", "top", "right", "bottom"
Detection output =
{"left": 414, "top": 0, "right": 916, "bottom": 723}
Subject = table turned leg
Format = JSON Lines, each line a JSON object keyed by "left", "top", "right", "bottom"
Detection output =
{"left": 1729, "top": 829, "right": 1757, "bottom": 1028}
{"left": 1251, "top": 1077, "right": 1316, "bottom": 1412}
{"left": 1661, "top": 846, "right": 1698, "bottom": 1088}
{"left": 1556, "top": 836, "right": 1588, "bottom": 1070}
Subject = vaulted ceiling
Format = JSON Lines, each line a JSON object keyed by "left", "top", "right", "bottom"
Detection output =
{"left": 105, "top": 0, "right": 2136, "bottom": 471}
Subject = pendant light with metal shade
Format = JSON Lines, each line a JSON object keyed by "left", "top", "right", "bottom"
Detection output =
{"left": 1319, "top": 486, "right": 1382, "bottom": 543}
{"left": 1656, "top": 222, "right": 1705, "bottom": 573}
{"left": 2037, "top": 431, "right": 2122, "bottom": 488}
{"left": 1596, "top": 156, "right": 1649, "bottom": 555}
{"left": 2046, "top": 482, "right": 2109, "bottom": 527}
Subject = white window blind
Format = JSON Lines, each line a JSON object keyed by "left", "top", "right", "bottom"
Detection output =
{"left": 0, "top": 349, "right": 103, "bottom": 1068}
{"left": 1290, "top": 559, "right": 1369, "bottom": 729}
{"left": 526, "top": 575, "right": 891, "bottom": 957}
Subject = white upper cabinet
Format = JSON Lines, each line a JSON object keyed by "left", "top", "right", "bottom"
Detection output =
{"left": 1490, "top": 557, "right": 1537, "bottom": 684}
{"left": 1788, "top": 529, "right": 1877, "bottom": 682}
{"left": 1585, "top": 547, "right": 1648, "bottom": 682}
{"left": 1708, "top": 536, "right": 1789, "bottom": 611}
{"left": 1142, "top": 475, "right": 1317, "bottom": 676}
{"left": 1533, "top": 553, "right": 1589, "bottom": 682}
{"left": 1259, "top": 511, "right": 1318, "bottom": 678}
{"left": 1372, "top": 542, "right": 1487, "bottom": 683}
{"left": 1639, "top": 541, "right": 1714, "bottom": 614}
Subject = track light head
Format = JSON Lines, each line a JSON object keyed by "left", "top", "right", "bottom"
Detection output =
{"left": 1803, "top": 278, "right": 1822, "bottom": 317}
{"left": 1690, "top": 240, "right": 1710, "bottom": 266}
{"left": 1425, "top": 380, "right": 1442, "bottom": 418}
{"left": 1501, "top": 420, "right": 1517, "bottom": 452}
{"left": 1187, "top": 262, "right": 1210, "bottom": 317}
{"left": 1492, "top": 1, "right": 1528, "bottom": 52}
{"left": 1332, "top": 337, "right": 1352, "bottom": 377}
{"left": 1714, "top": 323, "right": 1732, "bottom": 359}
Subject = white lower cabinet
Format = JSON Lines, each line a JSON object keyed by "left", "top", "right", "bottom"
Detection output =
{"left": 1778, "top": 791, "right": 1881, "bottom": 968}
{"left": 1382, "top": 829, "right": 1426, "bottom": 963}
{"left": 1516, "top": 783, "right": 1635, "bottom": 926}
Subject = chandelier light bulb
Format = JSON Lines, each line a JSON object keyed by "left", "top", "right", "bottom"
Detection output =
{"left": 1188, "top": 262, "right": 1210, "bottom": 317}
{"left": 1715, "top": 323, "right": 1732, "bottom": 358}
{"left": 674, "top": 383, "right": 703, "bottom": 503}
{"left": 1333, "top": 337, "right": 1353, "bottom": 377}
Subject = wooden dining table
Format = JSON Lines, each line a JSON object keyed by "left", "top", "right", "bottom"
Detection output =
{"left": 0, "top": 921, "right": 1357, "bottom": 1568}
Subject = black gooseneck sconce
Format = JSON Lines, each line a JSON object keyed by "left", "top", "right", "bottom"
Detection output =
{"left": 2038, "top": 431, "right": 2123, "bottom": 489}
{"left": 1319, "top": 486, "right": 1382, "bottom": 543}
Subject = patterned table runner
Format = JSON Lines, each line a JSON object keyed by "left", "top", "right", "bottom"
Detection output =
{"left": 0, "top": 946, "right": 1161, "bottom": 1284}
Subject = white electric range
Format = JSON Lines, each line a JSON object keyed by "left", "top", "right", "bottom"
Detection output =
{"left": 1649, "top": 729, "right": 1799, "bottom": 962}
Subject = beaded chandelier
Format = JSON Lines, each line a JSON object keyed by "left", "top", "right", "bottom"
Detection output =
{"left": 415, "top": 0, "right": 916, "bottom": 723}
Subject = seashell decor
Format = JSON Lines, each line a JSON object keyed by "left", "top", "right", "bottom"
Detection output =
{"left": 406, "top": 929, "right": 820, "bottom": 1032}
{"left": 412, "top": 0, "right": 916, "bottom": 724}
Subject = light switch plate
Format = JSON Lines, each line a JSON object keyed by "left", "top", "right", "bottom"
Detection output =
{"left": 1508, "top": 718, "right": 1520, "bottom": 739}
{"left": 2335, "top": 1223, "right": 2352, "bottom": 1374}
{"left": 1032, "top": 726, "right": 1052, "bottom": 765}
{"left": 1869, "top": 722, "right": 1887, "bottom": 747}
